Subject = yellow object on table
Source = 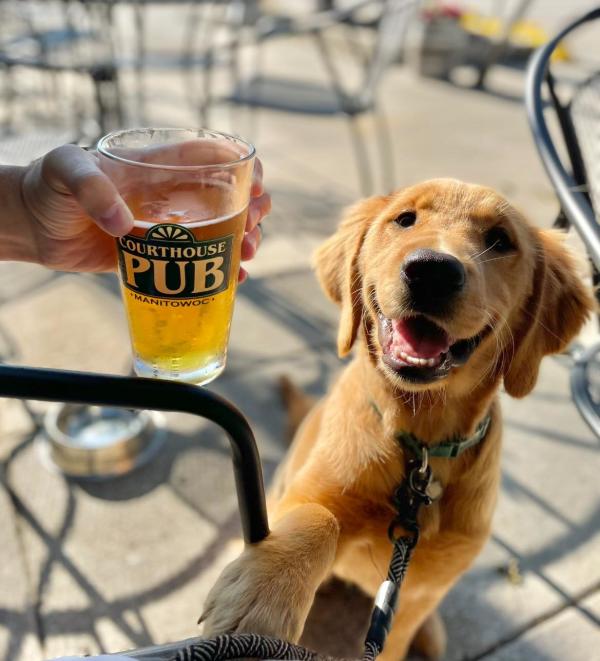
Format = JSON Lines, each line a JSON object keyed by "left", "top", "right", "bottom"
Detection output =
{"left": 460, "top": 12, "right": 570, "bottom": 61}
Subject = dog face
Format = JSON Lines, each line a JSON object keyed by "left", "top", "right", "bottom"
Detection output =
{"left": 316, "top": 179, "right": 593, "bottom": 397}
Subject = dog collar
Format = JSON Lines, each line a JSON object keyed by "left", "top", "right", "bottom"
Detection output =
{"left": 370, "top": 401, "right": 491, "bottom": 460}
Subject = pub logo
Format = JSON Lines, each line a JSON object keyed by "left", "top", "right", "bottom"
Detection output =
{"left": 117, "top": 224, "right": 233, "bottom": 299}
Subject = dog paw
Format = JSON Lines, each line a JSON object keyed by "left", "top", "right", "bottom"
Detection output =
{"left": 200, "top": 505, "right": 339, "bottom": 643}
{"left": 199, "top": 543, "right": 312, "bottom": 643}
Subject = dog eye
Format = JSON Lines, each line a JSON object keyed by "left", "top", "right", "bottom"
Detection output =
{"left": 484, "top": 226, "right": 514, "bottom": 253}
{"left": 394, "top": 211, "right": 417, "bottom": 228}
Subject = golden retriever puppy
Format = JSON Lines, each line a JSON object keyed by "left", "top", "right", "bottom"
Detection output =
{"left": 201, "top": 179, "right": 593, "bottom": 660}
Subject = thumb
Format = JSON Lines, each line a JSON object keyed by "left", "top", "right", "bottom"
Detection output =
{"left": 42, "top": 145, "right": 134, "bottom": 236}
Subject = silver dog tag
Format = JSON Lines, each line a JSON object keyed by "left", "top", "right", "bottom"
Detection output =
{"left": 426, "top": 478, "right": 443, "bottom": 501}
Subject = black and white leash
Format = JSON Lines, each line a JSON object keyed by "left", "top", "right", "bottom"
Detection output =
{"left": 171, "top": 451, "right": 434, "bottom": 661}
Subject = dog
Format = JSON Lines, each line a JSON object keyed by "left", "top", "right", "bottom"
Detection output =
{"left": 200, "top": 179, "right": 594, "bottom": 659}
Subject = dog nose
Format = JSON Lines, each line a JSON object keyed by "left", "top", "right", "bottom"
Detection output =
{"left": 402, "top": 249, "right": 466, "bottom": 301}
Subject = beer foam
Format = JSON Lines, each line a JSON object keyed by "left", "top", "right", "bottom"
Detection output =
{"left": 133, "top": 205, "right": 247, "bottom": 229}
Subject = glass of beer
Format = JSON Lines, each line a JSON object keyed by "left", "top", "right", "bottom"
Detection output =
{"left": 98, "top": 128, "right": 255, "bottom": 385}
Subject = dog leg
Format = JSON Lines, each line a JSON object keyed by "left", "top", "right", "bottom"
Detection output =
{"left": 200, "top": 503, "right": 340, "bottom": 642}
{"left": 410, "top": 610, "right": 447, "bottom": 661}
{"left": 377, "top": 586, "right": 448, "bottom": 661}
{"left": 377, "top": 534, "right": 485, "bottom": 661}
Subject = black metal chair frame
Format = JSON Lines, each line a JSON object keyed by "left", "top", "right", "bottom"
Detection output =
{"left": 0, "top": 364, "right": 270, "bottom": 659}
{"left": 525, "top": 6, "right": 600, "bottom": 439}
{"left": 0, "top": 0, "right": 239, "bottom": 135}
{"left": 0, "top": 0, "right": 124, "bottom": 137}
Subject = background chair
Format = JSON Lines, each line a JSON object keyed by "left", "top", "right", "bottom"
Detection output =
{"left": 117, "top": 0, "right": 244, "bottom": 125}
{"left": 221, "top": 0, "right": 420, "bottom": 194}
{"left": 0, "top": 0, "right": 242, "bottom": 145}
{"left": 526, "top": 6, "right": 600, "bottom": 439}
{"left": 0, "top": 0, "right": 123, "bottom": 143}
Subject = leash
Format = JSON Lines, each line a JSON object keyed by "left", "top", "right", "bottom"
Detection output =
{"left": 363, "top": 447, "right": 434, "bottom": 659}
{"left": 172, "top": 411, "right": 491, "bottom": 661}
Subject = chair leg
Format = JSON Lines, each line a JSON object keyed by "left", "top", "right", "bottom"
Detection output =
{"left": 0, "top": 65, "right": 16, "bottom": 133}
{"left": 233, "top": 29, "right": 263, "bottom": 142}
{"left": 193, "top": 1, "right": 223, "bottom": 128}
{"left": 183, "top": 2, "right": 203, "bottom": 116}
{"left": 347, "top": 113, "right": 374, "bottom": 196}
{"left": 133, "top": 1, "right": 146, "bottom": 124}
{"left": 199, "top": 49, "right": 214, "bottom": 128}
{"left": 374, "top": 105, "right": 395, "bottom": 193}
{"left": 592, "top": 262, "right": 600, "bottom": 332}
{"left": 226, "top": 30, "right": 241, "bottom": 130}
{"left": 247, "top": 32, "right": 265, "bottom": 141}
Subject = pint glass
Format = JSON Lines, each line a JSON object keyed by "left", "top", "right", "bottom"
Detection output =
{"left": 98, "top": 128, "right": 255, "bottom": 385}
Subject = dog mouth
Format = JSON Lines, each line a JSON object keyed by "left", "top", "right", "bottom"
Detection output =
{"left": 376, "top": 308, "right": 488, "bottom": 384}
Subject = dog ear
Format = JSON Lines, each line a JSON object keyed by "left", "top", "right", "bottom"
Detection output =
{"left": 314, "top": 196, "right": 387, "bottom": 357}
{"left": 503, "top": 229, "right": 594, "bottom": 398}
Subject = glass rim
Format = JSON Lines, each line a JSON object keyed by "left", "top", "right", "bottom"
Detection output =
{"left": 97, "top": 127, "right": 256, "bottom": 171}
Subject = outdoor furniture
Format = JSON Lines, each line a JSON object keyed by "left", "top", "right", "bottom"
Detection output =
{"left": 0, "top": 364, "right": 269, "bottom": 661}
{"left": 222, "top": 0, "right": 419, "bottom": 194}
{"left": 0, "top": 0, "right": 243, "bottom": 136}
{"left": 106, "top": 0, "right": 245, "bottom": 125}
{"left": 474, "top": 0, "right": 535, "bottom": 87}
{"left": 0, "top": 0, "right": 122, "bottom": 138}
{"left": 525, "top": 6, "right": 600, "bottom": 439}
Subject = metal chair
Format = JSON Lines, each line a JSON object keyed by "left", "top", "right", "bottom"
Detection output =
{"left": 0, "top": 364, "right": 269, "bottom": 661}
{"left": 0, "top": 0, "right": 248, "bottom": 134}
{"left": 117, "top": 0, "right": 244, "bottom": 126}
{"left": 222, "top": 0, "right": 420, "bottom": 195}
{"left": 0, "top": 0, "right": 122, "bottom": 139}
{"left": 525, "top": 6, "right": 600, "bottom": 439}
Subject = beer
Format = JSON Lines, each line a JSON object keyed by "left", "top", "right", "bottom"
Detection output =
{"left": 117, "top": 181, "right": 247, "bottom": 384}
{"left": 98, "top": 127, "right": 255, "bottom": 385}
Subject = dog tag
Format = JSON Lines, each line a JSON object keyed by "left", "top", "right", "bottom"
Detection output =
{"left": 426, "top": 478, "right": 443, "bottom": 501}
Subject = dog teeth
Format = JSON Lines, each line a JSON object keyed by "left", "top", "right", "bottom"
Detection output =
{"left": 395, "top": 350, "right": 439, "bottom": 367}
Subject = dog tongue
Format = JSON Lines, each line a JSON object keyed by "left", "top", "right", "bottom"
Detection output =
{"left": 391, "top": 317, "right": 451, "bottom": 359}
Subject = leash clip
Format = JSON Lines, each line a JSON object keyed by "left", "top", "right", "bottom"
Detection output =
{"left": 388, "top": 457, "right": 433, "bottom": 545}
{"left": 408, "top": 461, "right": 432, "bottom": 502}
{"left": 418, "top": 445, "right": 429, "bottom": 474}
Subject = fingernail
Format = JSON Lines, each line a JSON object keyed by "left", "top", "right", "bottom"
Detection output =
{"left": 100, "top": 203, "right": 134, "bottom": 237}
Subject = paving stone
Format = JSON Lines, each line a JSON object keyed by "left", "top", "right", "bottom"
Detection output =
{"left": 0, "top": 263, "right": 56, "bottom": 307}
{"left": 227, "top": 269, "right": 339, "bottom": 375}
{"left": 483, "top": 589, "right": 600, "bottom": 661}
{"left": 432, "top": 351, "right": 600, "bottom": 660}
{"left": 496, "top": 355, "right": 600, "bottom": 599}
{"left": 441, "top": 537, "right": 565, "bottom": 661}
{"left": 214, "top": 347, "right": 344, "bottom": 465}
{"left": 0, "top": 275, "right": 130, "bottom": 376}
{"left": 0, "top": 479, "right": 42, "bottom": 661}
{"left": 0, "top": 398, "right": 36, "bottom": 462}
{"left": 8, "top": 439, "right": 222, "bottom": 659}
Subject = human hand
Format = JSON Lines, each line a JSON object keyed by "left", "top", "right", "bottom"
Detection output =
{"left": 18, "top": 144, "right": 270, "bottom": 278}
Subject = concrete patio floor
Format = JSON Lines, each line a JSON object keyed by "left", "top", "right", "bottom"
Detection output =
{"left": 1, "top": 9, "right": 600, "bottom": 661}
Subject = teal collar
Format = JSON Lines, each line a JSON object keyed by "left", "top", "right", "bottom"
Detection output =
{"left": 370, "top": 401, "right": 491, "bottom": 460}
